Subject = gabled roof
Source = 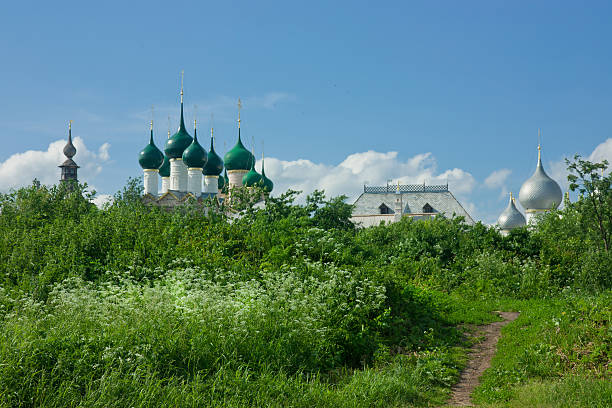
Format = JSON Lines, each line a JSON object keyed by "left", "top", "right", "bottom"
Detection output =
{"left": 352, "top": 191, "right": 474, "bottom": 224}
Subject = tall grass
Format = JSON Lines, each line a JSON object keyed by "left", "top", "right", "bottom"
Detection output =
{"left": 0, "top": 265, "right": 472, "bottom": 407}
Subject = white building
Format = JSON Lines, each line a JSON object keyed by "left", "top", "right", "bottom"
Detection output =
{"left": 351, "top": 183, "right": 474, "bottom": 227}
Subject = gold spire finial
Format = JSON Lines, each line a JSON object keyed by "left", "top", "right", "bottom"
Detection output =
{"left": 69, "top": 120, "right": 72, "bottom": 130}
{"left": 167, "top": 116, "right": 171, "bottom": 138}
{"left": 194, "top": 118, "right": 197, "bottom": 129}
{"left": 180, "top": 70, "right": 184, "bottom": 103}
{"left": 237, "top": 98, "right": 242, "bottom": 128}
{"left": 210, "top": 113, "right": 214, "bottom": 140}
{"left": 537, "top": 128, "right": 542, "bottom": 161}
{"left": 510, "top": 191, "right": 513, "bottom": 199}
{"left": 150, "top": 119, "right": 153, "bottom": 131}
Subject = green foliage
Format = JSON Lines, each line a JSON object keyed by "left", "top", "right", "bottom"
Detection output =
{"left": 0, "top": 157, "right": 611, "bottom": 407}
{"left": 473, "top": 293, "right": 611, "bottom": 404}
{"left": 566, "top": 155, "right": 611, "bottom": 252}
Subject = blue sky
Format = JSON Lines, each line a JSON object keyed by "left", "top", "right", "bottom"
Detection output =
{"left": 1, "top": 1, "right": 611, "bottom": 222}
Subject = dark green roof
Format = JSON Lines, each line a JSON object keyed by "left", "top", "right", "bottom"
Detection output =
{"left": 222, "top": 169, "right": 229, "bottom": 193}
{"left": 182, "top": 127, "right": 208, "bottom": 168}
{"left": 138, "top": 128, "right": 164, "bottom": 170}
{"left": 159, "top": 154, "right": 170, "bottom": 177}
{"left": 203, "top": 136, "right": 224, "bottom": 176}
{"left": 164, "top": 102, "right": 193, "bottom": 159}
{"left": 261, "top": 159, "right": 273, "bottom": 192}
{"left": 218, "top": 174, "right": 226, "bottom": 190}
{"left": 242, "top": 157, "right": 263, "bottom": 187}
{"left": 224, "top": 129, "right": 254, "bottom": 170}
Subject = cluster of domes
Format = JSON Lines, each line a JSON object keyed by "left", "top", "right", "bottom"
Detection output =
{"left": 138, "top": 83, "right": 274, "bottom": 199}
{"left": 497, "top": 135, "right": 563, "bottom": 233}
{"left": 241, "top": 156, "right": 273, "bottom": 192}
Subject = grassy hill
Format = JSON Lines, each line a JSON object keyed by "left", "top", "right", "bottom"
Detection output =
{"left": 0, "top": 164, "right": 610, "bottom": 407}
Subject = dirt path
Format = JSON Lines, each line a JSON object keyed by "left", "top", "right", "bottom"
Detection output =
{"left": 446, "top": 311, "right": 520, "bottom": 407}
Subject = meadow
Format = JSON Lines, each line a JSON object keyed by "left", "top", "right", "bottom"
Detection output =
{"left": 0, "top": 158, "right": 610, "bottom": 407}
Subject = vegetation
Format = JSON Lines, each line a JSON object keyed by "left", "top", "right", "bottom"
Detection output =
{"left": 0, "top": 158, "right": 609, "bottom": 407}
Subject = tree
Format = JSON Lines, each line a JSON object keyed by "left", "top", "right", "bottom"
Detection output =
{"left": 566, "top": 155, "right": 611, "bottom": 252}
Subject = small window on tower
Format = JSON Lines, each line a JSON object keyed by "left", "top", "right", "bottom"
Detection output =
{"left": 379, "top": 203, "right": 392, "bottom": 214}
{"left": 423, "top": 203, "right": 434, "bottom": 213}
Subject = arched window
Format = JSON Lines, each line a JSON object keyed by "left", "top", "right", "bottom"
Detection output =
{"left": 379, "top": 203, "right": 392, "bottom": 214}
{"left": 422, "top": 203, "right": 434, "bottom": 213}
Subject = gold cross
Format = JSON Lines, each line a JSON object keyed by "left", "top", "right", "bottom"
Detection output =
{"left": 237, "top": 98, "right": 242, "bottom": 128}
{"left": 69, "top": 120, "right": 72, "bottom": 130}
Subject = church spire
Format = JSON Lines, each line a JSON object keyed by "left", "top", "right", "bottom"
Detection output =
{"left": 63, "top": 120, "right": 76, "bottom": 159}
{"left": 178, "top": 70, "right": 186, "bottom": 132}
{"left": 537, "top": 128, "right": 542, "bottom": 164}
{"left": 59, "top": 120, "right": 79, "bottom": 184}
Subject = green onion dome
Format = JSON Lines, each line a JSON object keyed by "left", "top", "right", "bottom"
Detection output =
{"left": 222, "top": 169, "right": 229, "bottom": 193}
{"left": 218, "top": 173, "right": 226, "bottom": 190}
{"left": 138, "top": 126, "right": 164, "bottom": 170}
{"left": 164, "top": 102, "right": 193, "bottom": 159}
{"left": 203, "top": 134, "right": 224, "bottom": 176}
{"left": 159, "top": 155, "right": 170, "bottom": 177}
{"left": 224, "top": 129, "right": 254, "bottom": 171}
{"left": 182, "top": 125, "right": 208, "bottom": 168}
{"left": 261, "top": 158, "right": 273, "bottom": 192}
{"left": 242, "top": 157, "right": 263, "bottom": 187}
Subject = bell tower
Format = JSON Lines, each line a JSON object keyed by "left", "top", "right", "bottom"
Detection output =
{"left": 59, "top": 121, "right": 79, "bottom": 183}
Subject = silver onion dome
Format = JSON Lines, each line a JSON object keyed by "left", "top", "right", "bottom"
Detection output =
{"left": 519, "top": 146, "right": 562, "bottom": 210}
{"left": 497, "top": 193, "right": 526, "bottom": 230}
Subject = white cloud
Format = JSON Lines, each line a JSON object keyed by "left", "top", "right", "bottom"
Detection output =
{"left": 260, "top": 150, "right": 477, "bottom": 206}
{"left": 91, "top": 194, "right": 114, "bottom": 208}
{"left": 0, "top": 137, "right": 111, "bottom": 192}
{"left": 589, "top": 138, "right": 612, "bottom": 166}
{"left": 549, "top": 138, "right": 612, "bottom": 193}
{"left": 484, "top": 169, "right": 511, "bottom": 189}
{"left": 484, "top": 168, "right": 512, "bottom": 199}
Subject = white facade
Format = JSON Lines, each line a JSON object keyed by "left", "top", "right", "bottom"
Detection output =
{"left": 350, "top": 214, "right": 396, "bottom": 227}
{"left": 227, "top": 170, "right": 247, "bottom": 191}
{"left": 161, "top": 177, "right": 170, "bottom": 194}
{"left": 204, "top": 175, "right": 219, "bottom": 194}
{"left": 170, "top": 158, "right": 188, "bottom": 192}
{"left": 351, "top": 184, "right": 475, "bottom": 227}
{"left": 525, "top": 210, "right": 547, "bottom": 225}
{"left": 143, "top": 169, "right": 159, "bottom": 196}
{"left": 187, "top": 168, "right": 203, "bottom": 196}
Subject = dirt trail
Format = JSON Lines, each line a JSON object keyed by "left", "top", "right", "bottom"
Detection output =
{"left": 446, "top": 311, "right": 520, "bottom": 407}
